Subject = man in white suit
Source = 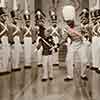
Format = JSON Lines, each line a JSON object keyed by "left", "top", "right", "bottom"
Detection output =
{"left": 62, "top": 5, "right": 89, "bottom": 81}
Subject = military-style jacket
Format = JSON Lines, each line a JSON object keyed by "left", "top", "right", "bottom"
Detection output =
{"left": 21, "top": 25, "right": 36, "bottom": 44}
{"left": 47, "top": 25, "right": 62, "bottom": 42}
{"left": 37, "top": 36, "right": 55, "bottom": 55}
{"left": 37, "top": 24, "right": 46, "bottom": 38}
{"left": 35, "top": 24, "right": 56, "bottom": 55}
{"left": 58, "top": 25, "right": 84, "bottom": 48}
{"left": 0, "top": 22, "right": 9, "bottom": 43}
{"left": 81, "top": 24, "right": 92, "bottom": 42}
{"left": 7, "top": 23, "right": 22, "bottom": 44}
{"left": 92, "top": 23, "right": 100, "bottom": 36}
{"left": 63, "top": 25, "right": 82, "bottom": 42}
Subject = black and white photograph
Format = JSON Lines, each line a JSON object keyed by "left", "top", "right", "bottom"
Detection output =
{"left": 0, "top": 0, "right": 100, "bottom": 100}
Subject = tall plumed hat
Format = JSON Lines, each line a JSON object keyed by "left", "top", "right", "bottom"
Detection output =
{"left": 62, "top": 5, "right": 75, "bottom": 21}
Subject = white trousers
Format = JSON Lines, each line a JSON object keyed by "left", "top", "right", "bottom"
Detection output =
{"left": 12, "top": 36, "right": 21, "bottom": 69}
{"left": 32, "top": 43, "right": 37, "bottom": 63}
{"left": 42, "top": 55, "right": 53, "bottom": 79}
{"left": 52, "top": 36, "right": 59, "bottom": 65}
{"left": 65, "top": 41, "right": 90, "bottom": 78}
{"left": 52, "top": 51, "right": 59, "bottom": 65}
{"left": 1, "top": 36, "right": 10, "bottom": 72}
{"left": 81, "top": 40, "right": 91, "bottom": 76}
{"left": 92, "top": 36, "right": 100, "bottom": 68}
{"left": 24, "top": 37, "right": 32, "bottom": 66}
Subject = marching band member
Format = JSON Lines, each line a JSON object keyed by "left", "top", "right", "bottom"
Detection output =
{"left": 9, "top": 0, "right": 22, "bottom": 71}
{"left": 35, "top": 9, "right": 46, "bottom": 25}
{"left": 35, "top": 9, "right": 46, "bottom": 67}
{"left": 35, "top": 24, "right": 43, "bottom": 67}
{"left": 22, "top": 4, "right": 36, "bottom": 68}
{"left": 91, "top": 8, "right": 100, "bottom": 73}
{"left": 79, "top": 8, "right": 92, "bottom": 80}
{"left": 62, "top": 5, "right": 89, "bottom": 81}
{"left": 0, "top": 5, "right": 10, "bottom": 74}
{"left": 80, "top": 8, "right": 91, "bottom": 42}
{"left": 36, "top": 27, "right": 56, "bottom": 81}
{"left": 47, "top": 10, "right": 62, "bottom": 66}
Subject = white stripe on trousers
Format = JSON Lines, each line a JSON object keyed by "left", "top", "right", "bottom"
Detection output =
{"left": 24, "top": 37, "right": 32, "bottom": 66}
{"left": 12, "top": 36, "right": 21, "bottom": 69}
{"left": 42, "top": 55, "right": 53, "bottom": 79}
{"left": 1, "top": 36, "right": 10, "bottom": 72}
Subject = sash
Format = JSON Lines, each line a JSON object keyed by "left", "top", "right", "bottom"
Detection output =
{"left": 24, "top": 26, "right": 32, "bottom": 37}
{"left": 11, "top": 23, "right": 20, "bottom": 37}
{"left": 50, "top": 27, "right": 60, "bottom": 37}
{"left": 0, "top": 22, "right": 8, "bottom": 37}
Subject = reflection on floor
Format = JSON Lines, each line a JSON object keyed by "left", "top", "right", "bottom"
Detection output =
{"left": 0, "top": 63, "right": 100, "bottom": 100}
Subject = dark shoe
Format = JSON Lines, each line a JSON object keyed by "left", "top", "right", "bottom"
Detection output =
{"left": 90, "top": 67, "right": 98, "bottom": 71}
{"left": 49, "top": 77, "right": 53, "bottom": 80}
{"left": 41, "top": 78, "right": 48, "bottom": 82}
{"left": 64, "top": 77, "right": 73, "bottom": 81}
{"left": 12, "top": 68, "right": 21, "bottom": 72}
{"left": 86, "top": 65, "right": 90, "bottom": 68}
{"left": 0, "top": 71, "right": 10, "bottom": 75}
{"left": 37, "top": 64, "right": 43, "bottom": 67}
{"left": 24, "top": 66, "right": 32, "bottom": 69}
{"left": 96, "top": 68, "right": 100, "bottom": 74}
{"left": 53, "top": 64, "right": 59, "bottom": 66}
{"left": 81, "top": 76, "right": 88, "bottom": 81}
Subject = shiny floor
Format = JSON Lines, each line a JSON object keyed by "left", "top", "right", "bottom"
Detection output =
{"left": 0, "top": 63, "right": 100, "bottom": 100}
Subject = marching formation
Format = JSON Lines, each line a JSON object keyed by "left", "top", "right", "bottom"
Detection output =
{"left": 0, "top": 0, "right": 100, "bottom": 83}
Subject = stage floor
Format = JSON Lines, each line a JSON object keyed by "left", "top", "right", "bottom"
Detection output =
{"left": 0, "top": 63, "right": 100, "bottom": 100}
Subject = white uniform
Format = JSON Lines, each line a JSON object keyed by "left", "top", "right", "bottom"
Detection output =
{"left": 0, "top": 23, "right": 10, "bottom": 73}
{"left": 22, "top": 26, "right": 36, "bottom": 67}
{"left": 80, "top": 24, "right": 92, "bottom": 77}
{"left": 13, "top": 36, "right": 21, "bottom": 70}
{"left": 63, "top": 26, "right": 89, "bottom": 78}
{"left": 10, "top": 24, "right": 22, "bottom": 71}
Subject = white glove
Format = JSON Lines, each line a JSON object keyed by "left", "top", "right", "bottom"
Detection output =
{"left": 34, "top": 48, "right": 38, "bottom": 52}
